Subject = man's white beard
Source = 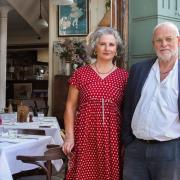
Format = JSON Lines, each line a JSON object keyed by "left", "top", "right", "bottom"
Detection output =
{"left": 157, "top": 51, "right": 178, "bottom": 62}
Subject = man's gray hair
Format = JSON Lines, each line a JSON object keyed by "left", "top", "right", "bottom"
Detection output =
{"left": 153, "top": 22, "right": 180, "bottom": 37}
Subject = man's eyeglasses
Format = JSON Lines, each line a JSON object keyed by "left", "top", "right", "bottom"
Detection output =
{"left": 153, "top": 36, "right": 178, "bottom": 44}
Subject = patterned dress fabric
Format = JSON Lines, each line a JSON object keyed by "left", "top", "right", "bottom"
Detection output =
{"left": 66, "top": 65, "right": 128, "bottom": 180}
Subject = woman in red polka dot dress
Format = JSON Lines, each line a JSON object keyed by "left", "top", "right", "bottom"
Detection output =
{"left": 62, "top": 27, "right": 128, "bottom": 180}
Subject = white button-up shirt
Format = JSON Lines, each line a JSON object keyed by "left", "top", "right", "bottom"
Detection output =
{"left": 132, "top": 59, "right": 180, "bottom": 141}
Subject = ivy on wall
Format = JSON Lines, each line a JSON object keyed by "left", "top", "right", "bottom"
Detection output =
{"left": 105, "top": 0, "right": 111, "bottom": 11}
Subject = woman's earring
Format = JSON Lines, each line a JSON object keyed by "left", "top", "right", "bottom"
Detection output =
{"left": 94, "top": 51, "right": 97, "bottom": 56}
{"left": 115, "top": 52, "right": 117, "bottom": 56}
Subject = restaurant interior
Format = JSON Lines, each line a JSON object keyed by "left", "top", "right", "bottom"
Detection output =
{"left": 0, "top": 0, "right": 178, "bottom": 178}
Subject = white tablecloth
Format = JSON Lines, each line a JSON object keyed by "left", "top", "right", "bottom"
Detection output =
{"left": 0, "top": 116, "right": 64, "bottom": 180}
{"left": 0, "top": 135, "right": 53, "bottom": 180}
{"left": 2, "top": 117, "right": 63, "bottom": 145}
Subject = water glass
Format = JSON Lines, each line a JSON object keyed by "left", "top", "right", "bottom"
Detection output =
{"left": 37, "top": 112, "right": 44, "bottom": 121}
{"left": 8, "top": 129, "right": 17, "bottom": 138}
{"left": 0, "top": 127, "right": 3, "bottom": 136}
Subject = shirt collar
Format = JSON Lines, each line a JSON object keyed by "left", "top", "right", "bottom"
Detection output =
{"left": 152, "top": 58, "right": 178, "bottom": 82}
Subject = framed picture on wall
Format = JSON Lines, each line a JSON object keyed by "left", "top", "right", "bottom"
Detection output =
{"left": 14, "top": 83, "right": 32, "bottom": 99}
{"left": 58, "top": 0, "right": 89, "bottom": 36}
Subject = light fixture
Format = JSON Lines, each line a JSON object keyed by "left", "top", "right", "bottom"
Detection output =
{"left": 35, "top": 0, "right": 48, "bottom": 29}
{"left": 52, "top": 0, "right": 74, "bottom": 5}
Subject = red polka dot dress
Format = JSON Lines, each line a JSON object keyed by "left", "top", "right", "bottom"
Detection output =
{"left": 66, "top": 65, "right": 128, "bottom": 180}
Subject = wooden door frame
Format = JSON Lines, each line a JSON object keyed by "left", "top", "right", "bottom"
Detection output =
{"left": 116, "top": 0, "right": 129, "bottom": 68}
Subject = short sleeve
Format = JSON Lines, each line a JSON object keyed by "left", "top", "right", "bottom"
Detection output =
{"left": 68, "top": 68, "right": 81, "bottom": 90}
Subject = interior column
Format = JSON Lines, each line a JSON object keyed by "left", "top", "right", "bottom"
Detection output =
{"left": 0, "top": 6, "right": 12, "bottom": 111}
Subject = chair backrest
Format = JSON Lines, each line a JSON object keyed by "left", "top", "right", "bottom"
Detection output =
{"left": 16, "top": 147, "right": 65, "bottom": 180}
{"left": 21, "top": 100, "right": 35, "bottom": 108}
{"left": 35, "top": 99, "right": 49, "bottom": 116}
{"left": 17, "top": 129, "right": 46, "bottom": 135}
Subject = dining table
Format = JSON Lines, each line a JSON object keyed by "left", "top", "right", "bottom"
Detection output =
{"left": 1, "top": 115, "right": 64, "bottom": 145}
{"left": 0, "top": 114, "right": 64, "bottom": 180}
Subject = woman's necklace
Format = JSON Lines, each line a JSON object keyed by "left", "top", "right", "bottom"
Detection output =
{"left": 94, "top": 63, "right": 114, "bottom": 74}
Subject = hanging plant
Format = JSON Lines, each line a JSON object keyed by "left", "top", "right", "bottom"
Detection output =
{"left": 105, "top": 0, "right": 111, "bottom": 11}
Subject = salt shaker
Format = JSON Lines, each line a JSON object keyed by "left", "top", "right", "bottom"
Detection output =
{"left": 0, "top": 117, "right": 2, "bottom": 125}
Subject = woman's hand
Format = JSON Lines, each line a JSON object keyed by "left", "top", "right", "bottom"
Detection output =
{"left": 62, "top": 138, "right": 74, "bottom": 157}
{"left": 63, "top": 85, "right": 78, "bottom": 158}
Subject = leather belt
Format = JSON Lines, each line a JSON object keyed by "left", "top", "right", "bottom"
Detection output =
{"left": 138, "top": 137, "right": 180, "bottom": 144}
{"left": 138, "top": 139, "right": 161, "bottom": 144}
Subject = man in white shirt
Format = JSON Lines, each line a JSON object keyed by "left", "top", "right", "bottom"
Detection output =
{"left": 122, "top": 22, "right": 180, "bottom": 180}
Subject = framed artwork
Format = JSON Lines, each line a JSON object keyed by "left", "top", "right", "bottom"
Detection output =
{"left": 14, "top": 83, "right": 32, "bottom": 99}
{"left": 58, "top": 0, "right": 89, "bottom": 36}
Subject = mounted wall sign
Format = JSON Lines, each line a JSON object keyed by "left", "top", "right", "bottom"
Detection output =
{"left": 58, "top": 0, "right": 89, "bottom": 36}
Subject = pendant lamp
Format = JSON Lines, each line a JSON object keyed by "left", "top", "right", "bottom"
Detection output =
{"left": 35, "top": 0, "right": 48, "bottom": 29}
{"left": 52, "top": 0, "right": 74, "bottom": 5}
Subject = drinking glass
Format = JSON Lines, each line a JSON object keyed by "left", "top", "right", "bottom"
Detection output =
{"left": 0, "top": 127, "right": 3, "bottom": 136}
{"left": 8, "top": 129, "right": 17, "bottom": 138}
{"left": 37, "top": 112, "right": 44, "bottom": 121}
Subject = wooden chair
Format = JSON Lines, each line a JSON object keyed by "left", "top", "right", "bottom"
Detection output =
{"left": 35, "top": 99, "right": 49, "bottom": 116}
{"left": 7, "top": 129, "right": 45, "bottom": 139}
{"left": 15, "top": 146, "right": 65, "bottom": 180}
{"left": 17, "top": 129, "right": 46, "bottom": 136}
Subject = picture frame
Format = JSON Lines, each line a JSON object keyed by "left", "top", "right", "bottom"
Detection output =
{"left": 14, "top": 83, "right": 32, "bottom": 99}
{"left": 58, "top": 0, "right": 89, "bottom": 36}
